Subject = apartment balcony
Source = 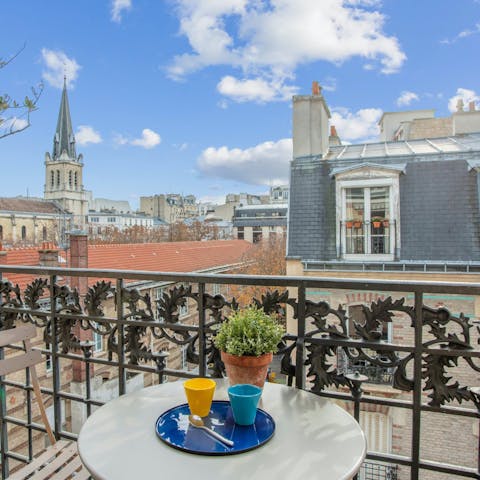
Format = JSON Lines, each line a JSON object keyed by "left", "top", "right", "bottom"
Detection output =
{"left": 0, "top": 265, "right": 479, "bottom": 480}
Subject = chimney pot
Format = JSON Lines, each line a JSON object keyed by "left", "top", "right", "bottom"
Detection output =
{"left": 469, "top": 101, "right": 476, "bottom": 112}
{"left": 312, "top": 81, "right": 321, "bottom": 96}
{"left": 330, "top": 125, "right": 338, "bottom": 137}
{"left": 457, "top": 98, "right": 465, "bottom": 112}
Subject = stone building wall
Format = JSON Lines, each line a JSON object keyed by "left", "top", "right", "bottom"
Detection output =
{"left": 0, "top": 214, "right": 60, "bottom": 246}
{"left": 408, "top": 117, "right": 453, "bottom": 140}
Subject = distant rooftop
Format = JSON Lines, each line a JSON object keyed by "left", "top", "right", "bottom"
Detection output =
{"left": 236, "top": 203, "right": 288, "bottom": 210}
{"left": 324, "top": 132, "right": 480, "bottom": 161}
{"left": 0, "top": 197, "right": 65, "bottom": 215}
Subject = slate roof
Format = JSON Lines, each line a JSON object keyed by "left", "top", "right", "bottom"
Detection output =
{"left": 288, "top": 132, "right": 480, "bottom": 263}
{"left": 0, "top": 240, "right": 253, "bottom": 291}
{"left": 53, "top": 79, "right": 76, "bottom": 160}
{"left": 0, "top": 197, "right": 64, "bottom": 215}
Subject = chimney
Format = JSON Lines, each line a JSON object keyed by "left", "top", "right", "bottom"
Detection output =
{"left": 69, "top": 232, "right": 88, "bottom": 294}
{"left": 457, "top": 98, "right": 465, "bottom": 112}
{"left": 329, "top": 125, "right": 342, "bottom": 147}
{"left": 469, "top": 101, "right": 476, "bottom": 112}
{"left": 38, "top": 242, "right": 59, "bottom": 267}
{"left": 68, "top": 232, "right": 92, "bottom": 382}
{"left": 293, "top": 81, "right": 331, "bottom": 159}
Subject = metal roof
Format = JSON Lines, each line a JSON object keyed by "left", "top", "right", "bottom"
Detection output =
{"left": 324, "top": 132, "right": 480, "bottom": 161}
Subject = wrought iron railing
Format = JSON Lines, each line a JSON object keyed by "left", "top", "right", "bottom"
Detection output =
{"left": 0, "top": 265, "right": 480, "bottom": 480}
{"left": 359, "top": 461, "right": 398, "bottom": 480}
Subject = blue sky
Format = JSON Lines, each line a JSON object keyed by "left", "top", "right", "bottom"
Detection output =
{"left": 1, "top": 0, "right": 479, "bottom": 210}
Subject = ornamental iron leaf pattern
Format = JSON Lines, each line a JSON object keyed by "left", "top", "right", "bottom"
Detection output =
{"left": 0, "top": 280, "right": 22, "bottom": 330}
{"left": 0, "top": 273, "right": 479, "bottom": 408}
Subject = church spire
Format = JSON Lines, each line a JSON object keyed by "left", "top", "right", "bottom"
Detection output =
{"left": 52, "top": 76, "right": 76, "bottom": 161}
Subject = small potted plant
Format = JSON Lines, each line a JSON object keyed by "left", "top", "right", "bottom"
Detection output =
{"left": 214, "top": 306, "right": 284, "bottom": 388}
{"left": 371, "top": 218, "right": 382, "bottom": 228}
{"left": 383, "top": 219, "right": 390, "bottom": 227}
{"left": 353, "top": 220, "right": 362, "bottom": 229}
{"left": 345, "top": 220, "right": 354, "bottom": 229}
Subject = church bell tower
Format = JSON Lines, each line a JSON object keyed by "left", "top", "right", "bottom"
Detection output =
{"left": 44, "top": 77, "right": 88, "bottom": 229}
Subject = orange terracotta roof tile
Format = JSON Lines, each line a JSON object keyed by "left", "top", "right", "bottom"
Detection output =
{"left": 0, "top": 240, "right": 253, "bottom": 292}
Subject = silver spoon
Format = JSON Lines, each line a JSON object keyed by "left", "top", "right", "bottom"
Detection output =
{"left": 188, "top": 414, "right": 234, "bottom": 447}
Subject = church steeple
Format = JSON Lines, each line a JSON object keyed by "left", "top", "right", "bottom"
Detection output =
{"left": 44, "top": 79, "right": 87, "bottom": 231}
{"left": 52, "top": 76, "right": 76, "bottom": 161}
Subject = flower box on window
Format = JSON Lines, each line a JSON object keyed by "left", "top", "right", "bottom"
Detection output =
{"left": 353, "top": 221, "right": 362, "bottom": 229}
{"left": 345, "top": 220, "right": 354, "bottom": 228}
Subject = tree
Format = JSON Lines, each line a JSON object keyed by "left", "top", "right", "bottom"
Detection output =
{"left": 229, "top": 235, "right": 287, "bottom": 308}
{"left": 1, "top": 45, "right": 43, "bottom": 140}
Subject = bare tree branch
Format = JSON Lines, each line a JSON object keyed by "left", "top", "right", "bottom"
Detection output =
{"left": 1, "top": 45, "right": 43, "bottom": 140}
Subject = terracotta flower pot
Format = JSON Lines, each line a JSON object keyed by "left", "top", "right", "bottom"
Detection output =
{"left": 221, "top": 351, "right": 273, "bottom": 388}
{"left": 353, "top": 221, "right": 362, "bottom": 229}
{"left": 383, "top": 220, "right": 390, "bottom": 227}
{"left": 345, "top": 221, "right": 353, "bottom": 228}
{"left": 372, "top": 221, "right": 381, "bottom": 228}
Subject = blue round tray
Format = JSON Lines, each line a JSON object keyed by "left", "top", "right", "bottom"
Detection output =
{"left": 155, "top": 400, "right": 275, "bottom": 455}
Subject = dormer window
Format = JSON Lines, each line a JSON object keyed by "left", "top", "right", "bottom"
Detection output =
{"left": 333, "top": 163, "right": 404, "bottom": 261}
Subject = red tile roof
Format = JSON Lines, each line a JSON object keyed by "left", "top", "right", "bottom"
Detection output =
{"left": 0, "top": 240, "right": 252, "bottom": 291}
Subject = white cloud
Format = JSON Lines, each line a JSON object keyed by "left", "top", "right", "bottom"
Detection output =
{"left": 131, "top": 129, "right": 161, "bottom": 148}
{"left": 330, "top": 107, "right": 382, "bottom": 143}
{"left": 197, "top": 138, "right": 292, "bottom": 185}
{"left": 1, "top": 117, "right": 29, "bottom": 135}
{"left": 174, "top": 142, "right": 188, "bottom": 151}
{"left": 198, "top": 194, "right": 228, "bottom": 205}
{"left": 440, "top": 22, "right": 480, "bottom": 44}
{"left": 76, "top": 125, "right": 102, "bottom": 145}
{"left": 111, "top": 0, "right": 132, "bottom": 23}
{"left": 168, "top": 0, "right": 406, "bottom": 101}
{"left": 396, "top": 90, "right": 419, "bottom": 107}
{"left": 116, "top": 129, "right": 161, "bottom": 149}
{"left": 217, "top": 75, "right": 297, "bottom": 103}
{"left": 113, "top": 133, "right": 129, "bottom": 146}
{"left": 448, "top": 88, "right": 480, "bottom": 112}
{"left": 41, "top": 49, "right": 81, "bottom": 89}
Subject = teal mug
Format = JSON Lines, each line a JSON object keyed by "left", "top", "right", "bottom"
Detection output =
{"left": 228, "top": 384, "right": 262, "bottom": 426}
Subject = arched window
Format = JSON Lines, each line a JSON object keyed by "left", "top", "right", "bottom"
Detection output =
{"left": 69, "top": 171, "right": 73, "bottom": 189}
{"left": 21, "top": 226, "right": 27, "bottom": 240}
{"left": 50, "top": 170, "right": 55, "bottom": 188}
{"left": 56, "top": 170, "right": 61, "bottom": 187}
{"left": 42, "top": 226, "right": 47, "bottom": 241}
{"left": 74, "top": 171, "right": 78, "bottom": 189}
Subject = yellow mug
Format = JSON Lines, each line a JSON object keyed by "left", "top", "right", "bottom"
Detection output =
{"left": 183, "top": 378, "right": 216, "bottom": 417}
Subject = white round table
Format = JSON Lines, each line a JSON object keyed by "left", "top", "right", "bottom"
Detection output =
{"left": 78, "top": 380, "right": 366, "bottom": 480}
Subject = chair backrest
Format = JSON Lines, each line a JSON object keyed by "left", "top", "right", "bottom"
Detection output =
{"left": 0, "top": 324, "right": 56, "bottom": 445}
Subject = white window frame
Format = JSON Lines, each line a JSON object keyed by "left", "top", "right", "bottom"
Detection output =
{"left": 93, "top": 330, "right": 103, "bottom": 353}
{"left": 335, "top": 166, "right": 401, "bottom": 262}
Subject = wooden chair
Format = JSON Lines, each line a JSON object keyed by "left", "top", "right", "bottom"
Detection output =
{"left": 0, "top": 325, "right": 90, "bottom": 479}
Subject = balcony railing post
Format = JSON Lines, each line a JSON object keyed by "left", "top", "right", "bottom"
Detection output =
{"left": 411, "top": 290, "right": 424, "bottom": 480}
{"left": 295, "top": 283, "right": 306, "bottom": 389}
{"left": 197, "top": 282, "right": 206, "bottom": 377}
{"left": 116, "top": 279, "right": 126, "bottom": 396}
{"left": 50, "top": 274, "right": 62, "bottom": 439}
{"left": 0, "top": 345, "right": 9, "bottom": 478}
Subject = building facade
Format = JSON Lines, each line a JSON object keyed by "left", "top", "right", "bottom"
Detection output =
{"left": 287, "top": 82, "right": 480, "bottom": 479}
{"left": 140, "top": 194, "right": 197, "bottom": 223}
{"left": 233, "top": 203, "right": 287, "bottom": 243}
{"left": 0, "top": 197, "right": 71, "bottom": 247}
